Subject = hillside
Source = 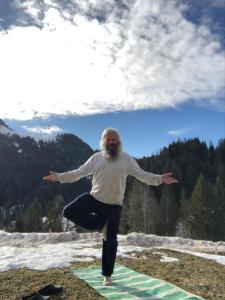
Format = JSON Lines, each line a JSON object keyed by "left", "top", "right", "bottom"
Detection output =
{"left": 0, "top": 119, "right": 14, "bottom": 135}
{"left": 0, "top": 119, "right": 224, "bottom": 241}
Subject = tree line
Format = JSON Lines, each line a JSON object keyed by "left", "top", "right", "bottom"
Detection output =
{"left": 0, "top": 132, "right": 224, "bottom": 241}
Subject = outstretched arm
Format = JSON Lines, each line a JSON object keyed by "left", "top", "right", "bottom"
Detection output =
{"left": 42, "top": 155, "right": 94, "bottom": 183}
{"left": 127, "top": 156, "right": 162, "bottom": 185}
{"left": 127, "top": 156, "right": 179, "bottom": 185}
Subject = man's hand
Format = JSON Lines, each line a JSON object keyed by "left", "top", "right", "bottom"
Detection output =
{"left": 42, "top": 170, "right": 58, "bottom": 182}
{"left": 161, "top": 172, "right": 179, "bottom": 184}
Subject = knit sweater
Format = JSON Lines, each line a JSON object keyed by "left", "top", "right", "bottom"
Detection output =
{"left": 56, "top": 150, "right": 162, "bottom": 205}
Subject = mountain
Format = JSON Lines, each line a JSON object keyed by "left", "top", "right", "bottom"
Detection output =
{"left": 0, "top": 119, "right": 14, "bottom": 135}
{"left": 0, "top": 118, "right": 224, "bottom": 241}
{"left": 0, "top": 125, "right": 96, "bottom": 232}
{"left": 0, "top": 119, "right": 56, "bottom": 141}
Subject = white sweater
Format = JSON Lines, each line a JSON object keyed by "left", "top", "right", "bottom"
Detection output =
{"left": 56, "top": 150, "right": 162, "bottom": 205}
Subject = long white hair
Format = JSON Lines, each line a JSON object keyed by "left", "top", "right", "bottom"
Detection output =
{"left": 99, "top": 127, "right": 123, "bottom": 153}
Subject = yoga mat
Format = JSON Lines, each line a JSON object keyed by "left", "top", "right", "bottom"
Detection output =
{"left": 72, "top": 263, "right": 205, "bottom": 299}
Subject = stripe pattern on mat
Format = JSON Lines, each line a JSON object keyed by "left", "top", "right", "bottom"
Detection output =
{"left": 72, "top": 263, "right": 205, "bottom": 300}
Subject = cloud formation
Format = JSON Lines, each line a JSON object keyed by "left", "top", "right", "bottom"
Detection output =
{"left": 0, "top": 0, "right": 224, "bottom": 120}
{"left": 21, "top": 125, "right": 64, "bottom": 134}
{"left": 167, "top": 125, "right": 195, "bottom": 136}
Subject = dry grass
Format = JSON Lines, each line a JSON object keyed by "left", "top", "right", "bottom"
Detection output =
{"left": 117, "top": 249, "right": 225, "bottom": 300}
{"left": 0, "top": 248, "right": 224, "bottom": 300}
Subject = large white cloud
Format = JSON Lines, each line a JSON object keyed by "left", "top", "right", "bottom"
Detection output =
{"left": 0, "top": 0, "right": 224, "bottom": 120}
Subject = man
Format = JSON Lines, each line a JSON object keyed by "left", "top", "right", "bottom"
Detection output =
{"left": 43, "top": 127, "right": 178, "bottom": 286}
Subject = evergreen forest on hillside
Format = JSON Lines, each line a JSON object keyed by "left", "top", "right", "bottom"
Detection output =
{"left": 0, "top": 131, "right": 224, "bottom": 241}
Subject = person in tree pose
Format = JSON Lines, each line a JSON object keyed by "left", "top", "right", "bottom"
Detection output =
{"left": 43, "top": 127, "right": 178, "bottom": 285}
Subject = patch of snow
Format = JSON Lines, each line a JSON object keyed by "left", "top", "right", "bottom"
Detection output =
{"left": 0, "top": 243, "right": 96, "bottom": 272}
{"left": 42, "top": 217, "right": 48, "bottom": 223}
{"left": 160, "top": 256, "right": 179, "bottom": 263}
{"left": 0, "top": 241, "right": 146, "bottom": 272}
{"left": 152, "top": 251, "right": 180, "bottom": 263}
{"left": 165, "top": 248, "right": 225, "bottom": 266}
{"left": 118, "top": 232, "right": 225, "bottom": 251}
{"left": 0, "top": 230, "right": 225, "bottom": 272}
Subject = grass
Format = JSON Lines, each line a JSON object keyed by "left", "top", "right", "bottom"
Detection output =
{"left": 0, "top": 248, "right": 224, "bottom": 300}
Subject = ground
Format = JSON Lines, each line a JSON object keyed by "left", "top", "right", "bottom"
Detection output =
{"left": 1, "top": 248, "right": 224, "bottom": 300}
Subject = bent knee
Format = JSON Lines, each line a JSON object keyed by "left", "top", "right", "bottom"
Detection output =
{"left": 62, "top": 206, "right": 72, "bottom": 219}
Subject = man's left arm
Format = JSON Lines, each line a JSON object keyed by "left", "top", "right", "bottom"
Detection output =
{"left": 127, "top": 156, "right": 162, "bottom": 186}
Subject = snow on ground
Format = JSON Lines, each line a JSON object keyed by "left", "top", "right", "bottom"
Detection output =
{"left": 0, "top": 241, "right": 145, "bottom": 272}
{"left": 162, "top": 248, "right": 225, "bottom": 265}
{"left": 160, "top": 256, "right": 180, "bottom": 263}
{"left": 152, "top": 251, "right": 180, "bottom": 263}
{"left": 0, "top": 230, "right": 224, "bottom": 272}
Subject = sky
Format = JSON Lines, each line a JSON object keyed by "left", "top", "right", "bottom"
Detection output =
{"left": 0, "top": 0, "right": 224, "bottom": 157}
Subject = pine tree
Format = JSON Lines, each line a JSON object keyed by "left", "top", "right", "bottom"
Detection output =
{"left": 158, "top": 185, "right": 178, "bottom": 236}
{"left": 23, "top": 196, "right": 43, "bottom": 232}
{"left": 177, "top": 188, "right": 190, "bottom": 237}
{"left": 47, "top": 194, "right": 65, "bottom": 232}
{"left": 188, "top": 173, "right": 213, "bottom": 239}
{"left": 120, "top": 196, "right": 130, "bottom": 234}
{"left": 128, "top": 180, "right": 144, "bottom": 232}
{"left": 142, "top": 185, "right": 160, "bottom": 234}
{"left": 15, "top": 214, "right": 25, "bottom": 232}
{"left": 210, "top": 176, "right": 225, "bottom": 241}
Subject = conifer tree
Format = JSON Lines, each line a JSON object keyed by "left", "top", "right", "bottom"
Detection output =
{"left": 210, "top": 176, "right": 225, "bottom": 241}
{"left": 188, "top": 173, "right": 213, "bottom": 239}
{"left": 158, "top": 185, "right": 178, "bottom": 236}
{"left": 15, "top": 214, "right": 25, "bottom": 232}
{"left": 47, "top": 194, "right": 65, "bottom": 232}
{"left": 128, "top": 180, "right": 144, "bottom": 232}
{"left": 177, "top": 188, "right": 190, "bottom": 237}
{"left": 23, "top": 196, "right": 43, "bottom": 232}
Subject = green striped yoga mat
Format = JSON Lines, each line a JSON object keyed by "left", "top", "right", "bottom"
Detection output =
{"left": 72, "top": 263, "right": 205, "bottom": 300}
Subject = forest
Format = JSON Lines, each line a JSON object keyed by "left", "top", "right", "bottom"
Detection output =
{"left": 0, "top": 130, "right": 224, "bottom": 241}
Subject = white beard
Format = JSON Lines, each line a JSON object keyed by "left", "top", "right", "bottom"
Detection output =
{"left": 102, "top": 145, "right": 120, "bottom": 161}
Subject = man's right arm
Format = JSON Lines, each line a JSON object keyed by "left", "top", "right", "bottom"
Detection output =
{"left": 56, "top": 154, "right": 94, "bottom": 183}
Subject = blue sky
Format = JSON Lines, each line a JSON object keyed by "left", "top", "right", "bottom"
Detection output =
{"left": 1, "top": 0, "right": 225, "bottom": 157}
{"left": 5, "top": 101, "right": 224, "bottom": 158}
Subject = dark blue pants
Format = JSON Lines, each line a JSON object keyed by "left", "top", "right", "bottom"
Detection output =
{"left": 62, "top": 192, "right": 123, "bottom": 276}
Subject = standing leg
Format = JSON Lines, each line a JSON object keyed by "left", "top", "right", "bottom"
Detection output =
{"left": 62, "top": 192, "right": 107, "bottom": 230}
{"left": 101, "top": 205, "right": 123, "bottom": 277}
